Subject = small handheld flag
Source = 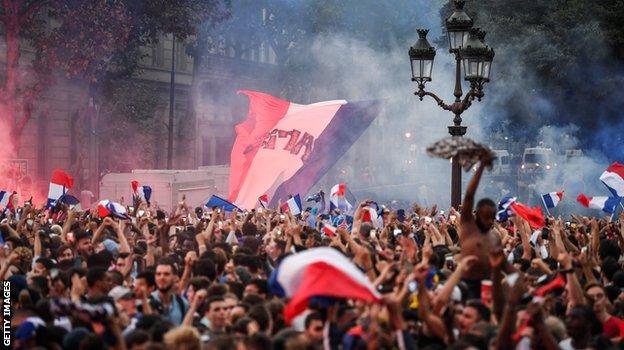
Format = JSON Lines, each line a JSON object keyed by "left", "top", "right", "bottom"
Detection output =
{"left": 321, "top": 222, "right": 337, "bottom": 237}
{"left": 97, "top": 200, "right": 130, "bottom": 219}
{"left": 206, "top": 195, "right": 239, "bottom": 212}
{"left": 510, "top": 202, "right": 545, "bottom": 228}
{"left": 47, "top": 169, "right": 74, "bottom": 208}
{"left": 330, "top": 183, "right": 352, "bottom": 213}
{"left": 131, "top": 181, "right": 152, "bottom": 204}
{"left": 576, "top": 194, "right": 620, "bottom": 214}
{"left": 258, "top": 194, "right": 269, "bottom": 209}
{"left": 541, "top": 191, "right": 563, "bottom": 209}
{"left": 280, "top": 194, "right": 303, "bottom": 215}
{"left": 0, "top": 191, "right": 10, "bottom": 207}
{"left": 496, "top": 196, "right": 516, "bottom": 222}
{"left": 600, "top": 163, "right": 624, "bottom": 197}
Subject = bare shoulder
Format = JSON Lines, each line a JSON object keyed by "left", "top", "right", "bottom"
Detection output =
{"left": 488, "top": 230, "right": 502, "bottom": 247}
{"left": 459, "top": 220, "right": 478, "bottom": 240}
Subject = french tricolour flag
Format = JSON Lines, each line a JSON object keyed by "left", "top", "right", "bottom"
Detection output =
{"left": 269, "top": 247, "right": 381, "bottom": 323}
{"left": 0, "top": 191, "right": 10, "bottom": 207}
{"left": 280, "top": 194, "right": 303, "bottom": 215}
{"left": 496, "top": 196, "right": 516, "bottom": 222}
{"left": 97, "top": 200, "right": 130, "bottom": 219}
{"left": 228, "top": 90, "right": 380, "bottom": 210}
{"left": 576, "top": 194, "right": 621, "bottom": 214}
{"left": 541, "top": 191, "right": 564, "bottom": 209}
{"left": 600, "top": 163, "right": 624, "bottom": 198}
{"left": 47, "top": 169, "right": 74, "bottom": 208}
{"left": 321, "top": 222, "right": 337, "bottom": 237}
{"left": 258, "top": 194, "right": 269, "bottom": 209}
{"left": 131, "top": 180, "right": 152, "bottom": 203}
{"left": 330, "top": 183, "right": 352, "bottom": 212}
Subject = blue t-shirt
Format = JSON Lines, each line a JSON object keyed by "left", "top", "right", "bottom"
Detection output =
{"left": 150, "top": 291, "right": 189, "bottom": 326}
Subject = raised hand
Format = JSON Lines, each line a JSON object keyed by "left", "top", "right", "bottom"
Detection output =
{"left": 557, "top": 253, "right": 573, "bottom": 270}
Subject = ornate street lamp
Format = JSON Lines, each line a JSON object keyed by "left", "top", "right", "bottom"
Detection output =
{"left": 408, "top": 0, "right": 495, "bottom": 208}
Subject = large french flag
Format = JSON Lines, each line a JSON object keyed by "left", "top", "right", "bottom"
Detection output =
{"left": 269, "top": 247, "right": 381, "bottom": 323}
{"left": 577, "top": 194, "right": 621, "bottom": 214}
{"left": 47, "top": 169, "right": 74, "bottom": 208}
{"left": 600, "top": 163, "right": 624, "bottom": 198}
{"left": 228, "top": 90, "right": 380, "bottom": 209}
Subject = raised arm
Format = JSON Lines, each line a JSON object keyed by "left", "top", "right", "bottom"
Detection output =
{"left": 558, "top": 253, "right": 585, "bottom": 307}
{"left": 460, "top": 161, "right": 487, "bottom": 223}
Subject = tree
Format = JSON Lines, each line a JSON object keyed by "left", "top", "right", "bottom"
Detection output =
{"left": 436, "top": 0, "right": 624, "bottom": 157}
{"left": 0, "top": 0, "right": 230, "bottom": 155}
{"left": 98, "top": 79, "right": 160, "bottom": 172}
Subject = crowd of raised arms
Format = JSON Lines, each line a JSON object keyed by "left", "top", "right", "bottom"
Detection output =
{"left": 2, "top": 155, "right": 624, "bottom": 350}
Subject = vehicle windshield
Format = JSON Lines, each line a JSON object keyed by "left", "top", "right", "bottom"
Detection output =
{"left": 524, "top": 154, "right": 549, "bottom": 164}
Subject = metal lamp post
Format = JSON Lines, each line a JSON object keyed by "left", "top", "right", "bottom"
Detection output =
{"left": 409, "top": 0, "right": 495, "bottom": 208}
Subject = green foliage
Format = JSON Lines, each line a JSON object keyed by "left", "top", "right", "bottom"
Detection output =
{"left": 98, "top": 79, "right": 160, "bottom": 170}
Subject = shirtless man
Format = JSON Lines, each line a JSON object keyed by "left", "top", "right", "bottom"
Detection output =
{"left": 459, "top": 155, "right": 502, "bottom": 300}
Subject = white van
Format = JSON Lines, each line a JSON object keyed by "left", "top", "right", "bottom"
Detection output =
{"left": 492, "top": 150, "right": 511, "bottom": 175}
{"left": 521, "top": 147, "right": 554, "bottom": 172}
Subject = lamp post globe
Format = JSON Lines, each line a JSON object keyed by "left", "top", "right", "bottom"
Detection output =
{"left": 445, "top": 0, "right": 473, "bottom": 52}
{"left": 409, "top": 29, "right": 436, "bottom": 86}
{"left": 460, "top": 28, "right": 495, "bottom": 84}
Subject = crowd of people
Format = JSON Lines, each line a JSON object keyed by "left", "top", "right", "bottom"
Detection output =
{"left": 2, "top": 156, "right": 624, "bottom": 350}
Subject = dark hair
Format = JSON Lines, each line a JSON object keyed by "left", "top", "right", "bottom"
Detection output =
{"left": 232, "top": 317, "right": 255, "bottom": 335}
{"left": 248, "top": 304, "right": 271, "bottom": 332}
{"left": 74, "top": 230, "right": 91, "bottom": 243}
{"left": 55, "top": 244, "right": 72, "bottom": 259}
{"left": 207, "top": 284, "right": 228, "bottom": 298}
{"left": 242, "top": 293, "right": 264, "bottom": 306}
{"left": 107, "top": 270, "right": 124, "bottom": 287}
{"left": 226, "top": 281, "right": 245, "bottom": 300}
{"left": 136, "top": 271, "right": 156, "bottom": 287}
{"left": 30, "top": 275, "right": 50, "bottom": 297}
{"left": 244, "top": 333, "right": 272, "bottom": 350}
{"left": 601, "top": 257, "right": 620, "bottom": 281}
{"left": 35, "top": 257, "right": 56, "bottom": 270}
{"left": 476, "top": 198, "right": 496, "bottom": 209}
{"left": 86, "top": 267, "right": 108, "bottom": 288}
{"left": 156, "top": 257, "right": 178, "bottom": 276}
{"left": 194, "top": 258, "right": 217, "bottom": 282}
{"left": 599, "top": 239, "right": 621, "bottom": 261}
{"left": 203, "top": 296, "right": 225, "bottom": 314}
{"left": 248, "top": 278, "right": 269, "bottom": 296}
{"left": 304, "top": 311, "right": 323, "bottom": 329}
{"left": 86, "top": 250, "right": 113, "bottom": 269}
{"left": 189, "top": 276, "right": 211, "bottom": 291}
{"left": 124, "top": 330, "right": 150, "bottom": 349}
{"left": 466, "top": 300, "right": 491, "bottom": 322}
{"left": 201, "top": 250, "right": 227, "bottom": 276}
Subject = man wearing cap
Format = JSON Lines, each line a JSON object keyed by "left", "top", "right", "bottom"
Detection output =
{"left": 110, "top": 285, "right": 140, "bottom": 331}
